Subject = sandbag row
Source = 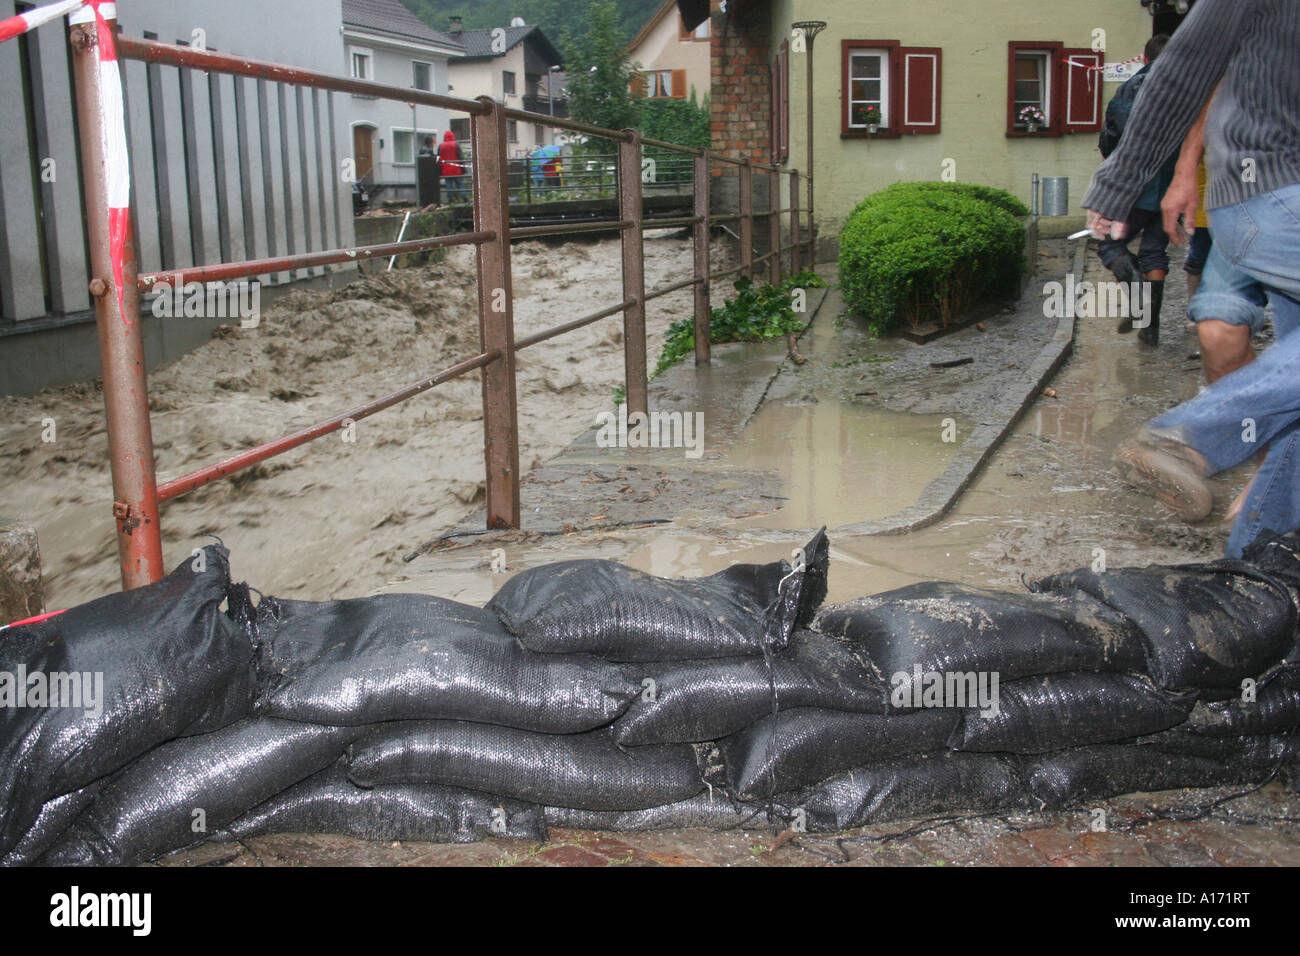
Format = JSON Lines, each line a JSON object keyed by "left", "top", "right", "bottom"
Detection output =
{"left": 2, "top": 532, "right": 831, "bottom": 864}
{"left": 5, "top": 528, "right": 1300, "bottom": 865}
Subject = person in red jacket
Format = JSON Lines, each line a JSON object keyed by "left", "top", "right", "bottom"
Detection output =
{"left": 438, "top": 129, "right": 468, "bottom": 202}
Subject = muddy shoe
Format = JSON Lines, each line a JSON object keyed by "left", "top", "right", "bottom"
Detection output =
{"left": 1109, "top": 254, "right": 1141, "bottom": 286}
{"left": 1115, "top": 440, "right": 1213, "bottom": 521}
{"left": 1137, "top": 280, "right": 1164, "bottom": 345}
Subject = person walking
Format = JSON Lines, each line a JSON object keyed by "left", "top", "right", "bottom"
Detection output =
{"left": 1094, "top": 34, "right": 1178, "bottom": 345}
{"left": 439, "top": 129, "right": 468, "bottom": 202}
{"left": 1082, "top": 0, "right": 1300, "bottom": 558}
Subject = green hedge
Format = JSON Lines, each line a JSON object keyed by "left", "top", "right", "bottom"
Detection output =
{"left": 838, "top": 182, "right": 1028, "bottom": 335}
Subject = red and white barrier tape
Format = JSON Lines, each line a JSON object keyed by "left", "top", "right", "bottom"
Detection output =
{"left": 2, "top": 0, "right": 132, "bottom": 325}
{"left": 0, "top": 0, "right": 84, "bottom": 44}
{"left": 0, "top": 609, "right": 68, "bottom": 632}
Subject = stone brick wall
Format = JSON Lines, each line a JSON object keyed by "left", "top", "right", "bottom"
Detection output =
{"left": 710, "top": 12, "right": 773, "bottom": 171}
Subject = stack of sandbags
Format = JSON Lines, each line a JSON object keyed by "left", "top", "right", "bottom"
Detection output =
{"left": 4, "top": 548, "right": 636, "bottom": 864}
{"left": 3, "top": 531, "right": 830, "bottom": 864}
{"left": 349, "top": 530, "right": 832, "bottom": 828}
{"left": 6, "top": 525, "right": 1299, "bottom": 863}
{"left": 1, "top": 546, "right": 258, "bottom": 865}
{"left": 749, "top": 532, "right": 1300, "bottom": 831}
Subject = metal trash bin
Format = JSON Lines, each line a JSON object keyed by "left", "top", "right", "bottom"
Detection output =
{"left": 1041, "top": 176, "right": 1069, "bottom": 217}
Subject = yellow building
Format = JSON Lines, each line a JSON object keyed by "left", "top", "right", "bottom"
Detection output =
{"left": 676, "top": 0, "right": 1195, "bottom": 256}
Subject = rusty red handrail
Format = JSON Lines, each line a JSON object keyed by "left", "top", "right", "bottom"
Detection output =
{"left": 138, "top": 233, "right": 493, "bottom": 291}
{"left": 73, "top": 18, "right": 814, "bottom": 589}
{"left": 156, "top": 350, "right": 502, "bottom": 503}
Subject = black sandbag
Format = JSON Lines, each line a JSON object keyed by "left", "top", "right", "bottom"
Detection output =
{"left": 1025, "top": 734, "right": 1300, "bottom": 808}
{"left": 485, "top": 529, "right": 829, "bottom": 661}
{"left": 1241, "top": 530, "right": 1300, "bottom": 597}
{"left": 545, "top": 793, "right": 766, "bottom": 832}
{"left": 720, "top": 707, "right": 959, "bottom": 800}
{"left": 1030, "top": 559, "right": 1296, "bottom": 690}
{"left": 0, "top": 782, "right": 102, "bottom": 868}
{"left": 37, "top": 718, "right": 362, "bottom": 866}
{"left": 1133, "top": 726, "right": 1300, "bottom": 760}
{"left": 949, "top": 672, "right": 1195, "bottom": 754}
{"left": 778, "top": 752, "right": 1031, "bottom": 832}
{"left": 246, "top": 590, "right": 636, "bottom": 732}
{"left": 346, "top": 721, "right": 704, "bottom": 811}
{"left": 0, "top": 544, "right": 255, "bottom": 856}
{"left": 218, "top": 762, "right": 546, "bottom": 845}
{"left": 615, "top": 629, "right": 886, "bottom": 745}
{"left": 1184, "top": 668, "right": 1300, "bottom": 737}
{"left": 813, "top": 581, "right": 1146, "bottom": 684}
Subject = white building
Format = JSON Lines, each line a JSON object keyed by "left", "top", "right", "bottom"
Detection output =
{"left": 0, "top": 0, "right": 356, "bottom": 395}
{"left": 445, "top": 21, "right": 566, "bottom": 157}
{"left": 342, "top": 0, "right": 464, "bottom": 190}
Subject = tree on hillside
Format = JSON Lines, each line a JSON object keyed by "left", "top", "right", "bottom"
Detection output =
{"left": 560, "top": 0, "right": 642, "bottom": 143}
{"left": 401, "top": 0, "right": 662, "bottom": 43}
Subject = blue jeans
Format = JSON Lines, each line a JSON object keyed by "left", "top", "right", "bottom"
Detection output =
{"left": 1184, "top": 228, "right": 1213, "bottom": 274}
{"left": 1146, "top": 183, "right": 1300, "bottom": 557}
{"left": 1187, "top": 242, "right": 1271, "bottom": 332}
{"left": 442, "top": 175, "right": 469, "bottom": 202}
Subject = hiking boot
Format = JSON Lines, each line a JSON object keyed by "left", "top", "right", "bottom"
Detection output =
{"left": 1108, "top": 255, "right": 1141, "bottom": 333}
{"left": 1109, "top": 253, "right": 1141, "bottom": 286}
{"left": 1137, "top": 279, "right": 1164, "bottom": 345}
{"left": 1114, "top": 434, "right": 1213, "bottom": 521}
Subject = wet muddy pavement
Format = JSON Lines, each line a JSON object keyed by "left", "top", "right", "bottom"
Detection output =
{"left": 155, "top": 235, "right": 1300, "bottom": 867}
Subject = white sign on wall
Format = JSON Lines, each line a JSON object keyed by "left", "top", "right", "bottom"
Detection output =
{"left": 1103, "top": 56, "right": 1145, "bottom": 83}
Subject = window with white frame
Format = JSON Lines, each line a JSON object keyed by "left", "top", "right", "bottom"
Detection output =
{"left": 393, "top": 129, "right": 438, "bottom": 165}
{"left": 1013, "top": 51, "right": 1051, "bottom": 128}
{"left": 847, "top": 49, "right": 889, "bottom": 129}
{"left": 350, "top": 49, "right": 372, "bottom": 81}
{"left": 412, "top": 61, "right": 432, "bottom": 92}
{"left": 503, "top": 70, "right": 517, "bottom": 96}
{"left": 646, "top": 70, "right": 674, "bottom": 98}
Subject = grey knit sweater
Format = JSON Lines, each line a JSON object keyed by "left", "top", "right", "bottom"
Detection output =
{"left": 1082, "top": 0, "right": 1300, "bottom": 219}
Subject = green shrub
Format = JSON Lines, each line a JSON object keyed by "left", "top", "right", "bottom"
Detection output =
{"left": 838, "top": 181, "right": 1026, "bottom": 335}
{"left": 653, "top": 270, "right": 826, "bottom": 377}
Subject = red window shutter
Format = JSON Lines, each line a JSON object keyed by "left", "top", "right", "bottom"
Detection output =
{"left": 771, "top": 58, "right": 780, "bottom": 162}
{"left": 630, "top": 71, "right": 647, "bottom": 98}
{"left": 671, "top": 69, "right": 687, "bottom": 98}
{"left": 898, "top": 47, "right": 941, "bottom": 134}
{"left": 1058, "top": 48, "right": 1103, "bottom": 133}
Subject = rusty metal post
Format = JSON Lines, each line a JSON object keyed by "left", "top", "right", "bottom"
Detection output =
{"left": 618, "top": 132, "right": 648, "bottom": 418}
{"left": 790, "top": 170, "right": 802, "bottom": 274}
{"left": 800, "top": 23, "right": 825, "bottom": 267}
{"left": 768, "top": 167, "right": 781, "bottom": 286}
{"left": 471, "top": 97, "right": 521, "bottom": 529}
{"left": 692, "top": 149, "right": 711, "bottom": 365}
{"left": 70, "top": 11, "right": 165, "bottom": 588}
{"left": 739, "top": 159, "right": 753, "bottom": 281}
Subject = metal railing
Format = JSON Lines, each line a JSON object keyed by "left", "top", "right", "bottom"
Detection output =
{"left": 70, "top": 12, "right": 816, "bottom": 589}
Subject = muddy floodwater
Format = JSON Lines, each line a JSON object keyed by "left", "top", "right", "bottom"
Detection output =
{"left": 0, "top": 235, "right": 737, "bottom": 607}
{"left": 4, "top": 236, "right": 1244, "bottom": 610}
{"left": 393, "top": 240, "right": 1245, "bottom": 610}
